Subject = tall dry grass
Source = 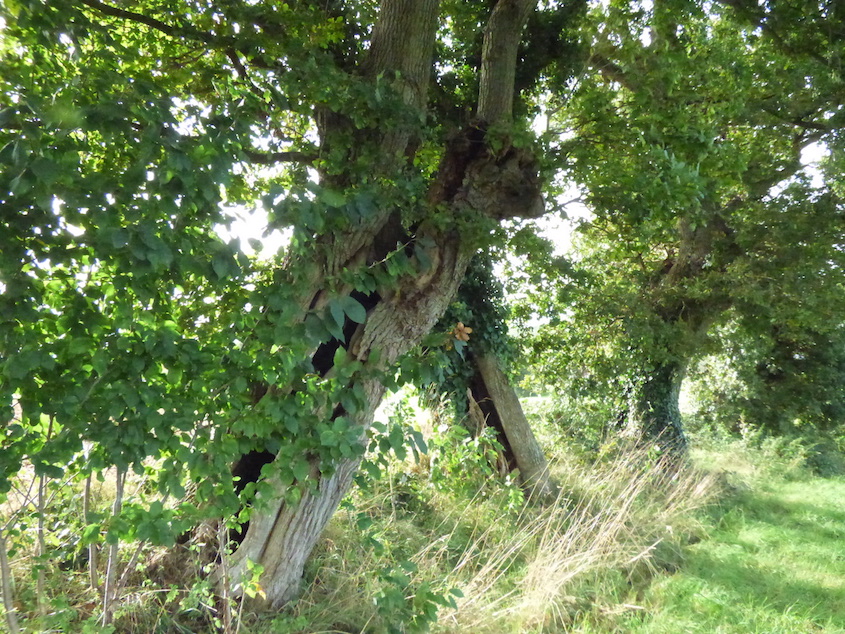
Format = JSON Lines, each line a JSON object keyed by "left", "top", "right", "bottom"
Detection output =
{"left": 285, "top": 445, "right": 717, "bottom": 633}
{"left": 433, "top": 448, "right": 716, "bottom": 632}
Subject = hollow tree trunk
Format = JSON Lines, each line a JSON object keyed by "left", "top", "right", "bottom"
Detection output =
{"left": 469, "top": 353, "right": 556, "bottom": 501}
{"left": 227, "top": 0, "right": 543, "bottom": 608}
{"left": 229, "top": 251, "right": 470, "bottom": 606}
{"left": 628, "top": 360, "right": 688, "bottom": 454}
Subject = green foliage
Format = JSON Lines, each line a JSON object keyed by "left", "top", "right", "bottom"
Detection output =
{"left": 359, "top": 396, "right": 429, "bottom": 485}
{"left": 374, "top": 561, "right": 462, "bottom": 634}
{"left": 519, "top": 0, "right": 845, "bottom": 447}
{"left": 422, "top": 254, "right": 518, "bottom": 421}
{"left": 689, "top": 320, "right": 845, "bottom": 435}
{"left": 2, "top": 0, "right": 845, "bottom": 629}
{"left": 0, "top": 0, "right": 467, "bottom": 630}
{"left": 683, "top": 318, "right": 845, "bottom": 474}
{"left": 428, "top": 423, "right": 512, "bottom": 496}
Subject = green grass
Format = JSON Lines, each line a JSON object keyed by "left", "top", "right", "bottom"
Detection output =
{"left": 612, "top": 474, "right": 845, "bottom": 634}
{"left": 4, "top": 421, "right": 843, "bottom": 633}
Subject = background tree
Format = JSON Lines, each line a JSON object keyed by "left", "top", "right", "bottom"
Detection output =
{"left": 527, "top": 0, "right": 845, "bottom": 453}
{"left": 684, "top": 315, "right": 845, "bottom": 474}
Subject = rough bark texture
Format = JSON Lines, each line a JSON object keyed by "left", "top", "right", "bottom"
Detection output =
{"left": 230, "top": 228, "right": 473, "bottom": 608}
{"left": 477, "top": 0, "right": 537, "bottom": 122}
{"left": 473, "top": 353, "right": 557, "bottom": 501}
{"left": 228, "top": 0, "right": 542, "bottom": 607}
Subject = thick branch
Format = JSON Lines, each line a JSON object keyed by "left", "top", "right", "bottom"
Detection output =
{"left": 745, "top": 129, "right": 828, "bottom": 198}
{"left": 473, "top": 353, "right": 557, "bottom": 501}
{"left": 77, "top": 0, "right": 284, "bottom": 73}
{"left": 477, "top": 0, "right": 538, "bottom": 123}
{"left": 365, "top": 0, "right": 441, "bottom": 107}
{"left": 588, "top": 53, "right": 639, "bottom": 92}
{"left": 356, "top": 0, "right": 441, "bottom": 163}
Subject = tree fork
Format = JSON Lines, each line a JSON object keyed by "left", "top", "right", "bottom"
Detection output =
{"left": 224, "top": 0, "right": 543, "bottom": 607}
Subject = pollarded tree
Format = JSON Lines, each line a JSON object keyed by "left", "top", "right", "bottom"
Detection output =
{"left": 0, "top": 0, "right": 585, "bottom": 614}
{"left": 531, "top": 0, "right": 845, "bottom": 452}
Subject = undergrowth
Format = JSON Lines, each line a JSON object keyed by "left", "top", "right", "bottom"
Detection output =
{"left": 0, "top": 401, "right": 720, "bottom": 633}
{"left": 244, "top": 430, "right": 715, "bottom": 633}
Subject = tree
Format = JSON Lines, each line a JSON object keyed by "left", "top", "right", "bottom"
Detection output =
{"left": 687, "top": 317, "right": 845, "bottom": 438}
{"left": 428, "top": 255, "right": 557, "bottom": 500}
{"left": 1, "top": 0, "right": 577, "bottom": 612}
{"left": 528, "top": 0, "right": 845, "bottom": 453}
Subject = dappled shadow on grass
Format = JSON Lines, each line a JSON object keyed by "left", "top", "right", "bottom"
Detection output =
{"left": 625, "top": 477, "right": 845, "bottom": 633}
{"left": 682, "top": 547, "right": 845, "bottom": 629}
{"left": 733, "top": 489, "right": 845, "bottom": 532}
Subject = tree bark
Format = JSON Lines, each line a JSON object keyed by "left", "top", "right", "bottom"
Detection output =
{"left": 226, "top": 0, "right": 542, "bottom": 607}
{"left": 478, "top": 0, "right": 537, "bottom": 123}
{"left": 472, "top": 353, "right": 557, "bottom": 501}
{"left": 229, "top": 235, "right": 472, "bottom": 607}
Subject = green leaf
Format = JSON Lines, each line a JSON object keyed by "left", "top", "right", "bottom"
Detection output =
{"left": 111, "top": 228, "right": 129, "bottom": 248}
{"left": 320, "top": 429, "right": 338, "bottom": 446}
{"left": 341, "top": 296, "right": 367, "bottom": 324}
{"left": 333, "top": 346, "right": 348, "bottom": 368}
{"left": 292, "top": 459, "right": 310, "bottom": 483}
{"left": 81, "top": 524, "right": 101, "bottom": 545}
{"left": 321, "top": 188, "right": 346, "bottom": 208}
{"left": 329, "top": 298, "right": 345, "bottom": 329}
{"left": 305, "top": 313, "right": 332, "bottom": 343}
{"left": 35, "top": 464, "right": 64, "bottom": 479}
{"left": 362, "top": 460, "right": 381, "bottom": 480}
{"left": 212, "top": 253, "right": 231, "bottom": 279}
{"left": 323, "top": 311, "right": 346, "bottom": 341}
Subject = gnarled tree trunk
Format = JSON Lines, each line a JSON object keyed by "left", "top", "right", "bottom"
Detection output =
{"left": 624, "top": 214, "right": 735, "bottom": 455}
{"left": 229, "top": 244, "right": 470, "bottom": 605}
{"left": 227, "top": 0, "right": 543, "bottom": 607}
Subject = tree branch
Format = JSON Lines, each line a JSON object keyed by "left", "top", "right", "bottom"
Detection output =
{"left": 242, "top": 149, "right": 317, "bottom": 165}
{"left": 714, "top": 0, "right": 836, "bottom": 69}
{"left": 77, "top": 0, "right": 213, "bottom": 43}
{"left": 77, "top": 0, "right": 285, "bottom": 72}
{"left": 745, "top": 129, "right": 827, "bottom": 198}
{"left": 477, "top": 0, "right": 538, "bottom": 123}
{"left": 588, "top": 53, "right": 639, "bottom": 92}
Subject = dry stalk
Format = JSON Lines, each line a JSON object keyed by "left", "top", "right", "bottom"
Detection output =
{"left": 101, "top": 468, "right": 126, "bottom": 627}
{"left": 0, "top": 528, "right": 20, "bottom": 634}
